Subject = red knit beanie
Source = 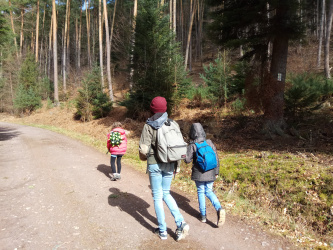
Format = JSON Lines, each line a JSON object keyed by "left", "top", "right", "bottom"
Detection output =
{"left": 150, "top": 96, "right": 167, "bottom": 113}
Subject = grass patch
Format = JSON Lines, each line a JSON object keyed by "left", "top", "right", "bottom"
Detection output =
{"left": 215, "top": 151, "right": 333, "bottom": 248}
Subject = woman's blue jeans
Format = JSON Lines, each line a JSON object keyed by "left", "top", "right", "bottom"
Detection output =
{"left": 195, "top": 181, "right": 221, "bottom": 216}
{"left": 148, "top": 163, "right": 184, "bottom": 232}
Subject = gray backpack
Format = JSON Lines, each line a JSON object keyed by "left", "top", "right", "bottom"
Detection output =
{"left": 155, "top": 119, "right": 187, "bottom": 162}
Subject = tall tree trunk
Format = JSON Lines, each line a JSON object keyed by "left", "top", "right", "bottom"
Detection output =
{"left": 35, "top": 0, "right": 40, "bottom": 62}
{"left": 20, "top": 7, "right": 24, "bottom": 57}
{"left": 198, "top": 0, "right": 204, "bottom": 63}
{"left": 40, "top": 4, "right": 46, "bottom": 69}
{"left": 180, "top": 0, "right": 183, "bottom": 48}
{"left": 31, "top": 31, "right": 35, "bottom": 51}
{"left": 263, "top": 36, "right": 289, "bottom": 135}
{"left": 170, "top": 0, "right": 172, "bottom": 29}
{"left": 9, "top": 72, "right": 14, "bottom": 107}
{"left": 52, "top": 0, "right": 59, "bottom": 104}
{"left": 85, "top": 0, "right": 91, "bottom": 67}
{"left": 129, "top": 0, "right": 137, "bottom": 89}
{"left": 325, "top": 0, "right": 333, "bottom": 78}
{"left": 173, "top": 0, "right": 176, "bottom": 34}
{"left": 99, "top": 0, "right": 104, "bottom": 87}
{"left": 66, "top": 1, "right": 71, "bottom": 71}
{"left": 48, "top": 18, "right": 53, "bottom": 78}
{"left": 78, "top": 8, "right": 82, "bottom": 71}
{"left": 92, "top": 18, "right": 96, "bottom": 65}
{"left": 62, "top": 0, "right": 70, "bottom": 92}
{"left": 103, "top": 0, "right": 114, "bottom": 101}
{"left": 8, "top": 0, "right": 18, "bottom": 58}
{"left": 0, "top": 50, "right": 2, "bottom": 79}
{"left": 317, "top": 0, "right": 325, "bottom": 68}
{"left": 184, "top": 0, "right": 197, "bottom": 71}
{"left": 75, "top": 17, "right": 78, "bottom": 70}
{"left": 109, "top": 0, "right": 117, "bottom": 46}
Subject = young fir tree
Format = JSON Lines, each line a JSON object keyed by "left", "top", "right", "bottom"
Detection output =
{"left": 75, "top": 66, "right": 112, "bottom": 122}
{"left": 124, "top": 0, "right": 188, "bottom": 118}
{"left": 14, "top": 53, "right": 42, "bottom": 113}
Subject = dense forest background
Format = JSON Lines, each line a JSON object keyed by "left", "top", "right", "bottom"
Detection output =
{"left": 1, "top": 0, "right": 333, "bottom": 247}
{"left": 1, "top": 0, "right": 333, "bottom": 126}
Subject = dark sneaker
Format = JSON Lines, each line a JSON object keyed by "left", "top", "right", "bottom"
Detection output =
{"left": 217, "top": 208, "right": 226, "bottom": 227}
{"left": 154, "top": 228, "right": 167, "bottom": 240}
{"left": 175, "top": 222, "right": 189, "bottom": 241}
{"left": 200, "top": 214, "right": 207, "bottom": 223}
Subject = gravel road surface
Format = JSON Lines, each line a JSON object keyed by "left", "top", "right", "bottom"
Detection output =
{"left": 0, "top": 122, "right": 295, "bottom": 249}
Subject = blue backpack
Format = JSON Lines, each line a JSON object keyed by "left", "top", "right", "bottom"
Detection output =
{"left": 195, "top": 141, "right": 218, "bottom": 172}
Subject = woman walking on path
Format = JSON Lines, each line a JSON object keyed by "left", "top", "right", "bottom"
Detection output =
{"left": 184, "top": 123, "right": 226, "bottom": 227}
{"left": 139, "top": 96, "right": 189, "bottom": 241}
{"left": 107, "top": 122, "right": 127, "bottom": 181}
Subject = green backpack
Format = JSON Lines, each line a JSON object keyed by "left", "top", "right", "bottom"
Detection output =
{"left": 109, "top": 131, "right": 122, "bottom": 147}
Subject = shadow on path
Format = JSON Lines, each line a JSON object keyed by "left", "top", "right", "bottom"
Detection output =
{"left": 0, "top": 126, "right": 21, "bottom": 141}
{"left": 108, "top": 187, "right": 157, "bottom": 232}
{"left": 171, "top": 190, "right": 217, "bottom": 228}
{"left": 97, "top": 164, "right": 111, "bottom": 178}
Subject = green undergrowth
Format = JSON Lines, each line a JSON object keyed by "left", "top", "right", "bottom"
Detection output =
{"left": 14, "top": 121, "right": 333, "bottom": 249}
{"left": 213, "top": 151, "right": 333, "bottom": 248}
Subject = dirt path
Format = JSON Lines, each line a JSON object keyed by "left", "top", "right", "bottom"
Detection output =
{"left": 0, "top": 122, "right": 295, "bottom": 250}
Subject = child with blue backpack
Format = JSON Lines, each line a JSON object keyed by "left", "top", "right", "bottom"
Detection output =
{"left": 184, "top": 123, "right": 226, "bottom": 227}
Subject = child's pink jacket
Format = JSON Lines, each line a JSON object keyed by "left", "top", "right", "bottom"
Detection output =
{"left": 107, "top": 127, "right": 127, "bottom": 155}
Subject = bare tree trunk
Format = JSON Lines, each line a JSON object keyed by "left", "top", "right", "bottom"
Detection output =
{"left": 263, "top": 5, "right": 290, "bottom": 135}
{"left": 103, "top": 0, "right": 114, "bottom": 101}
{"left": 325, "top": 0, "right": 333, "bottom": 78}
{"left": 0, "top": 50, "right": 2, "bottom": 79}
{"left": 8, "top": 0, "right": 18, "bottom": 58}
{"left": 48, "top": 18, "right": 53, "bottom": 78}
{"left": 85, "top": 0, "right": 91, "bottom": 67}
{"left": 31, "top": 31, "right": 35, "bottom": 51}
{"left": 197, "top": 0, "right": 204, "bottom": 63}
{"left": 78, "top": 8, "right": 82, "bottom": 71}
{"left": 92, "top": 18, "right": 96, "bottom": 65}
{"left": 62, "top": 0, "right": 70, "bottom": 92}
{"left": 35, "top": 0, "right": 40, "bottom": 62}
{"left": 76, "top": 7, "right": 82, "bottom": 72}
{"left": 20, "top": 7, "right": 24, "bottom": 57}
{"left": 180, "top": 0, "right": 183, "bottom": 48}
{"left": 75, "top": 17, "right": 78, "bottom": 70}
{"left": 170, "top": 0, "right": 172, "bottom": 29}
{"left": 317, "top": 0, "right": 325, "bottom": 67}
{"left": 129, "top": 0, "right": 137, "bottom": 89}
{"left": 40, "top": 4, "right": 46, "bottom": 69}
{"left": 99, "top": 0, "right": 104, "bottom": 87}
{"left": 52, "top": 0, "right": 59, "bottom": 104}
{"left": 184, "top": 0, "right": 197, "bottom": 71}
{"left": 9, "top": 72, "right": 14, "bottom": 106}
{"left": 173, "top": 0, "right": 176, "bottom": 34}
{"left": 109, "top": 0, "right": 117, "bottom": 46}
{"left": 66, "top": 1, "right": 71, "bottom": 71}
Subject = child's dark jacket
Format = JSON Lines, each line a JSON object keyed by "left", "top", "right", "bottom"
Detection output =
{"left": 184, "top": 123, "right": 220, "bottom": 182}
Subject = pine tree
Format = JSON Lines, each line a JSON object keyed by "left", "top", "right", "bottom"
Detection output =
{"left": 124, "top": 0, "right": 188, "bottom": 118}
{"left": 75, "top": 66, "right": 112, "bottom": 122}
{"left": 14, "top": 53, "right": 42, "bottom": 113}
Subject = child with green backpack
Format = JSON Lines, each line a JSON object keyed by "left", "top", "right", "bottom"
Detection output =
{"left": 184, "top": 123, "right": 226, "bottom": 227}
{"left": 107, "top": 122, "right": 128, "bottom": 181}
